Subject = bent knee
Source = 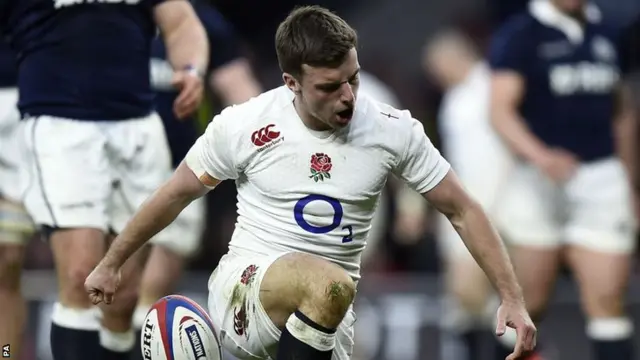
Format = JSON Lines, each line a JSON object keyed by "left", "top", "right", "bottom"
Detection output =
{"left": 0, "top": 245, "right": 25, "bottom": 291}
{"left": 282, "top": 253, "right": 356, "bottom": 316}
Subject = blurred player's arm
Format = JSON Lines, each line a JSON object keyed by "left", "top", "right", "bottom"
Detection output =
{"left": 490, "top": 72, "right": 549, "bottom": 164}
{"left": 197, "top": 3, "right": 262, "bottom": 105}
{"left": 489, "top": 27, "right": 577, "bottom": 182}
{"left": 153, "top": 0, "right": 208, "bottom": 74}
{"left": 613, "top": 83, "right": 637, "bottom": 183}
{"left": 154, "top": 1, "right": 209, "bottom": 118}
{"left": 210, "top": 58, "right": 262, "bottom": 105}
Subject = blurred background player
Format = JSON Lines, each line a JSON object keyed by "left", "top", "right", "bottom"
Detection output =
{"left": 423, "top": 29, "right": 513, "bottom": 360}
{"left": 489, "top": 0, "right": 637, "bottom": 359}
{"left": 0, "top": 1, "right": 208, "bottom": 359}
{"left": 0, "top": 39, "right": 33, "bottom": 359}
{"left": 131, "top": 0, "right": 262, "bottom": 349}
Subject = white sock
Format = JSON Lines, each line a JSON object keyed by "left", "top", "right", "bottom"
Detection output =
{"left": 99, "top": 327, "right": 135, "bottom": 353}
{"left": 51, "top": 302, "right": 100, "bottom": 330}
{"left": 132, "top": 304, "right": 152, "bottom": 330}
{"left": 285, "top": 312, "right": 336, "bottom": 352}
{"left": 587, "top": 317, "right": 634, "bottom": 341}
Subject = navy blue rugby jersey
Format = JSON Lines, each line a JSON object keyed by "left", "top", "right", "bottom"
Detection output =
{"left": 1, "top": 0, "right": 168, "bottom": 120}
{"left": 488, "top": 2, "right": 620, "bottom": 162}
{"left": 151, "top": 2, "right": 242, "bottom": 167}
{"left": 0, "top": 41, "right": 17, "bottom": 88}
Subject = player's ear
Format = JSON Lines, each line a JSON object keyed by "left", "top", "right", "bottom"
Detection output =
{"left": 282, "top": 73, "right": 301, "bottom": 94}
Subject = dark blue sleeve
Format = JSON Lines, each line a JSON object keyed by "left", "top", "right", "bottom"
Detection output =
{"left": 488, "top": 15, "right": 532, "bottom": 74}
{"left": 195, "top": 3, "right": 243, "bottom": 72}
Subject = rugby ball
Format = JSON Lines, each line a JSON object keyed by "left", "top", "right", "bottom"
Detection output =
{"left": 140, "top": 295, "right": 222, "bottom": 360}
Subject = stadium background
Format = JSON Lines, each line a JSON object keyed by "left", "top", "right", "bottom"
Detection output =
{"left": 10, "top": 0, "right": 640, "bottom": 359}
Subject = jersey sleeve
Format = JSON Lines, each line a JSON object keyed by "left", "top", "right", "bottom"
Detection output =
{"left": 488, "top": 17, "right": 531, "bottom": 74}
{"left": 185, "top": 112, "right": 239, "bottom": 185}
{"left": 196, "top": 3, "right": 243, "bottom": 71}
{"left": 394, "top": 118, "right": 451, "bottom": 194}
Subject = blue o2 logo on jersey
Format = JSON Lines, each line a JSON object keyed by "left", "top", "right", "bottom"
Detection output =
{"left": 294, "top": 195, "right": 353, "bottom": 243}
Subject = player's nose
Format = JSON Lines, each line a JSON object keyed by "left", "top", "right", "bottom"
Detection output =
{"left": 340, "top": 82, "right": 355, "bottom": 103}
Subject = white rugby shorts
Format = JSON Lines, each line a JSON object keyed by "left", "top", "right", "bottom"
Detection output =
{"left": 494, "top": 157, "right": 637, "bottom": 253}
{"left": 207, "top": 249, "right": 357, "bottom": 360}
{"left": 20, "top": 113, "right": 172, "bottom": 235}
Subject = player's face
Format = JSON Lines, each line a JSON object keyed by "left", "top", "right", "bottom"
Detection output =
{"left": 552, "top": 0, "right": 586, "bottom": 14}
{"left": 284, "top": 48, "right": 360, "bottom": 131}
{"left": 424, "top": 50, "right": 454, "bottom": 88}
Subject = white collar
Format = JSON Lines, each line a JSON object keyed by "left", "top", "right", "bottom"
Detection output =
{"left": 528, "top": 0, "right": 601, "bottom": 43}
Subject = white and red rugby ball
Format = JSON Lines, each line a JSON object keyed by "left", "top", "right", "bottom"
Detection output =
{"left": 141, "top": 295, "right": 222, "bottom": 360}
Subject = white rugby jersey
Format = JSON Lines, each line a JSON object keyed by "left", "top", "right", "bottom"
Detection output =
{"left": 186, "top": 86, "right": 450, "bottom": 280}
{"left": 438, "top": 63, "right": 512, "bottom": 209}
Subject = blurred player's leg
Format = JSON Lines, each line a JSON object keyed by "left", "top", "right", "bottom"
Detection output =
{"left": 107, "top": 113, "right": 172, "bottom": 360}
{"left": 493, "top": 164, "right": 562, "bottom": 360}
{"left": 49, "top": 229, "right": 105, "bottom": 359}
{"left": 438, "top": 216, "right": 493, "bottom": 360}
{"left": 0, "top": 238, "right": 26, "bottom": 357}
{"left": 0, "top": 88, "right": 31, "bottom": 358}
{"left": 20, "top": 116, "right": 113, "bottom": 360}
{"left": 564, "top": 158, "right": 636, "bottom": 360}
{"left": 208, "top": 251, "right": 357, "bottom": 360}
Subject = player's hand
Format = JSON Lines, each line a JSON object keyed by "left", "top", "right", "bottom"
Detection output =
{"left": 534, "top": 148, "right": 579, "bottom": 183}
{"left": 172, "top": 67, "right": 204, "bottom": 120}
{"left": 84, "top": 263, "right": 121, "bottom": 305}
{"left": 495, "top": 301, "right": 537, "bottom": 360}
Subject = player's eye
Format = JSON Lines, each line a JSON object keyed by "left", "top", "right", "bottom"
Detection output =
{"left": 316, "top": 83, "right": 341, "bottom": 93}
{"left": 348, "top": 74, "right": 359, "bottom": 85}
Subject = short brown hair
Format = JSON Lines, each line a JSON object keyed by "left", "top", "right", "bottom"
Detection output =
{"left": 275, "top": 6, "right": 358, "bottom": 78}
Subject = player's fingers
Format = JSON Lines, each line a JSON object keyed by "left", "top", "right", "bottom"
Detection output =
{"left": 525, "top": 324, "right": 537, "bottom": 352}
{"left": 506, "top": 341, "right": 523, "bottom": 360}
{"left": 495, "top": 315, "right": 507, "bottom": 336}
{"left": 174, "top": 89, "right": 202, "bottom": 119}
{"left": 507, "top": 324, "right": 527, "bottom": 360}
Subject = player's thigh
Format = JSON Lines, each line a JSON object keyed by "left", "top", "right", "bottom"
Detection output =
{"left": 437, "top": 216, "right": 491, "bottom": 312}
{"left": 21, "top": 116, "right": 112, "bottom": 230}
{"left": 493, "top": 162, "right": 561, "bottom": 248}
{"left": 564, "top": 157, "right": 637, "bottom": 254}
{"left": 150, "top": 192, "right": 206, "bottom": 257}
{"left": 564, "top": 158, "right": 636, "bottom": 315}
{"left": 207, "top": 252, "right": 356, "bottom": 359}
{"left": 108, "top": 113, "right": 172, "bottom": 233}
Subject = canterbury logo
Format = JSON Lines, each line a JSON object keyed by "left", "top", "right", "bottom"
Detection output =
{"left": 251, "top": 124, "right": 280, "bottom": 146}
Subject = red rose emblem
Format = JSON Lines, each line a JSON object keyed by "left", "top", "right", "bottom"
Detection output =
{"left": 309, "top": 153, "right": 332, "bottom": 182}
{"left": 310, "top": 153, "right": 332, "bottom": 172}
